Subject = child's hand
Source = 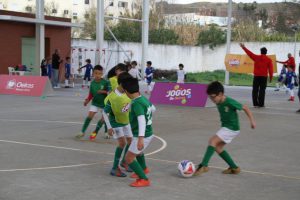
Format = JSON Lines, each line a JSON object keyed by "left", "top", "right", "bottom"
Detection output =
{"left": 137, "top": 137, "right": 144, "bottom": 151}
{"left": 108, "top": 128, "right": 114, "bottom": 136}
{"left": 83, "top": 99, "right": 89, "bottom": 106}
{"left": 97, "top": 90, "right": 107, "bottom": 94}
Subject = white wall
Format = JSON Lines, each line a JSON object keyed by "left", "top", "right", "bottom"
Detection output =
{"left": 71, "top": 39, "right": 300, "bottom": 74}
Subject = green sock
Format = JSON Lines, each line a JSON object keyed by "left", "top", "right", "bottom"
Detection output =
{"left": 104, "top": 124, "right": 107, "bottom": 133}
{"left": 200, "top": 145, "right": 216, "bottom": 167}
{"left": 121, "top": 144, "right": 130, "bottom": 163}
{"left": 219, "top": 150, "right": 238, "bottom": 169}
{"left": 81, "top": 117, "right": 92, "bottom": 133}
{"left": 94, "top": 120, "right": 103, "bottom": 134}
{"left": 136, "top": 154, "right": 147, "bottom": 170}
{"left": 129, "top": 160, "right": 148, "bottom": 180}
{"left": 112, "top": 147, "right": 123, "bottom": 169}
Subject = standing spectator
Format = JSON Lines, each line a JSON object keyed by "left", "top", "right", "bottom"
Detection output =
{"left": 129, "top": 61, "right": 141, "bottom": 80}
{"left": 40, "top": 59, "right": 47, "bottom": 76}
{"left": 51, "top": 49, "right": 62, "bottom": 88}
{"left": 65, "top": 57, "right": 71, "bottom": 88}
{"left": 276, "top": 53, "right": 296, "bottom": 72}
{"left": 47, "top": 58, "right": 52, "bottom": 79}
{"left": 177, "top": 63, "right": 185, "bottom": 83}
{"left": 240, "top": 43, "right": 273, "bottom": 108}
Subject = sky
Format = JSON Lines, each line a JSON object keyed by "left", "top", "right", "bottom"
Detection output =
{"left": 165, "top": 0, "right": 286, "bottom": 4}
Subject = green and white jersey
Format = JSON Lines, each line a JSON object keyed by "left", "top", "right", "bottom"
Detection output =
{"left": 217, "top": 96, "right": 243, "bottom": 131}
{"left": 130, "top": 95, "right": 153, "bottom": 138}
{"left": 104, "top": 89, "right": 131, "bottom": 128}
{"left": 90, "top": 79, "right": 110, "bottom": 108}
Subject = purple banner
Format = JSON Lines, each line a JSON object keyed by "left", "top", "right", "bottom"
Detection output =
{"left": 149, "top": 82, "right": 208, "bottom": 107}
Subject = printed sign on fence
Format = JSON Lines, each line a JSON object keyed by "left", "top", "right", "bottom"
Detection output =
{"left": 225, "top": 54, "right": 277, "bottom": 74}
{"left": 0, "top": 75, "right": 53, "bottom": 97}
{"left": 149, "top": 82, "right": 208, "bottom": 107}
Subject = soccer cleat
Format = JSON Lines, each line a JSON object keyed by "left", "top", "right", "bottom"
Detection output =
{"left": 75, "top": 133, "right": 85, "bottom": 139}
{"left": 110, "top": 167, "right": 127, "bottom": 177}
{"left": 296, "top": 109, "right": 300, "bottom": 113}
{"left": 130, "top": 179, "right": 150, "bottom": 187}
{"left": 193, "top": 165, "right": 209, "bottom": 176}
{"left": 288, "top": 96, "right": 295, "bottom": 101}
{"left": 274, "top": 88, "right": 280, "bottom": 91}
{"left": 120, "top": 161, "right": 133, "bottom": 172}
{"left": 89, "top": 132, "right": 97, "bottom": 141}
{"left": 222, "top": 167, "right": 241, "bottom": 175}
{"left": 130, "top": 167, "right": 150, "bottom": 179}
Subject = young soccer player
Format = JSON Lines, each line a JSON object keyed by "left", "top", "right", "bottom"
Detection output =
{"left": 64, "top": 57, "right": 71, "bottom": 88}
{"left": 76, "top": 65, "right": 110, "bottom": 139}
{"left": 120, "top": 77, "right": 156, "bottom": 187}
{"left": 129, "top": 61, "right": 141, "bottom": 80}
{"left": 274, "top": 64, "right": 287, "bottom": 91}
{"left": 102, "top": 72, "right": 134, "bottom": 177}
{"left": 194, "top": 81, "right": 256, "bottom": 176}
{"left": 78, "top": 59, "right": 93, "bottom": 88}
{"left": 89, "top": 63, "right": 128, "bottom": 140}
{"left": 177, "top": 63, "right": 185, "bottom": 83}
{"left": 144, "top": 61, "right": 154, "bottom": 94}
{"left": 286, "top": 65, "right": 298, "bottom": 102}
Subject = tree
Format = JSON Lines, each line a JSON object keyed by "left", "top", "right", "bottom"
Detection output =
{"left": 197, "top": 25, "right": 226, "bottom": 49}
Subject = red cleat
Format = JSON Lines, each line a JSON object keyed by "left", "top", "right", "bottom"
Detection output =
{"left": 130, "top": 179, "right": 150, "bottom": 187}
{"left": 130, "top": 167, "right": 150, "bottom": 178}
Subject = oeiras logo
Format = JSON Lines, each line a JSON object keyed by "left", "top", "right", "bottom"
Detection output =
{"left": 6, "top": 79, "right": 34, "bottom": 89}
{"left": 6, "top": 79, "right": 17, "bottom": 89}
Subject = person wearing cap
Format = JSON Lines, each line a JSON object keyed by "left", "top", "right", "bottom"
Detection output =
{"left": 240, "top": 43, "right": 273, "bottom": 108}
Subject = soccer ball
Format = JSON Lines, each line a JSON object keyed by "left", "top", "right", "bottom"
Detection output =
{"left": 178, "top": 160, "right": 196, "bottom": 178}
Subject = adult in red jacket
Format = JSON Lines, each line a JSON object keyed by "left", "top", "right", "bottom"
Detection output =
{"left": 240, "top": 43, "right": 273, "bottom": 108}
{"left": 276, "top": 53, "right": 296, "bottom": 72}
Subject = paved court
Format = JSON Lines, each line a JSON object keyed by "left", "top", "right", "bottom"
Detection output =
{"left": 0, "top": 84, "right": 299, "bottom": 200}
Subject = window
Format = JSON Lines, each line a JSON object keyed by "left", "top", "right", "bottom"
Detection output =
{"left": 118, "top": 1, "right": 128, "bottom": 8}
{"left": 85, "top": 0, "right": 89, "bottom": 4}
{"left": 73, "top": 16, "right": 78, "bottom": 20}
{"left": 84, "top": 13, "right": 89, "bottom": 19}
{"left": 64, "top": 10, "right": 69, "bottom": 15}
{"left": 25, "top": 6, "right": 32, "bottom": 12}
{"left": 109, "top": 0, "right": 114, "bottom": 6}
{"left": 52, "top": 9, "right": 57, "bottom": 14}
{"left": 73, "top": 12, "right": 78, "bottom": 16}
{"left": 73, "top": 0, "right": 79, "bottom": 5}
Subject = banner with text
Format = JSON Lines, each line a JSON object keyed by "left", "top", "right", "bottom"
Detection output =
{"left": 149, "top": 82, "right": 208, "bottom": 107}
{"left": 0, "top": 75, "right": 53, "bottom": 97}
{"left": 225, "top": 54, "right": 277, "bottom": 74}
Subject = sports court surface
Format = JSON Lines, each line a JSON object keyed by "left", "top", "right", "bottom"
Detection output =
{"left": 0, "top": 84, "right": 299, "bottom": 200}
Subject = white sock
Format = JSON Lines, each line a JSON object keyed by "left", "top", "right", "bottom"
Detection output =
{"left": 290, "top": 89, "right": 294, "bottom": 97}
{"left": 82, "top": 80, "right": 85, "bottom": 86}
{"left": 148, "top": 85, "right": 152, "bottom": 92}
{"left": 88, "top": 81, "right": 91, "bottom": 87}
{"left": 65, "top": 80, "right": 69, "bottom": 86}
{"left": 276, "top": 83, "right": 279, "bottom": 89}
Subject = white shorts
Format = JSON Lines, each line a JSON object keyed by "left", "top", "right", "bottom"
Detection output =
{"left": 89, "top": 105, "right": 103, "bottom": 113}
{"left": 113, "top": 124, "right": 133, "bottom": 139}
{"left": 216, "top": 127, "right": 240, "bottom": 144}
{"left": 129, "top": 135, "right": 154, "bottom": 155}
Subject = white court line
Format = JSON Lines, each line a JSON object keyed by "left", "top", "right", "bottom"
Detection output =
{"left": 0, "top": 119, "right": 167, "bottom": 172}
{"left": 0, "top": 163, "right": 100, "bottom": 172}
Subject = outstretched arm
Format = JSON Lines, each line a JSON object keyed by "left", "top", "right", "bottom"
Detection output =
{"left": 239, "top": 43, "right": 258, "bottom": 61}
{"left": 242, "top": 105, "right": 256, "bottom": 129}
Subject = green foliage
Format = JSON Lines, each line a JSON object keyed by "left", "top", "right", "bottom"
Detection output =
{"left": 149, "top": 29, "right": 178, "bottom": 45}
{"left": 197, "top": 25, "right": 226, "bottom": 50}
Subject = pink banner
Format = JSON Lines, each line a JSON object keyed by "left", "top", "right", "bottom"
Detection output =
{"left": 149, "top": 82, "right": 208, "bottom": 107}
{"left": 0, "top": 75, "right": 49, "bottom": 97}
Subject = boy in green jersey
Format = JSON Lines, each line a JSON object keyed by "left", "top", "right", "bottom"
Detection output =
{"left": 76, "top": 65, "right": 110, "bottom": 139}
{"left": 102, "top": 72, "right": 134, "bottom": 177}
{"left": 120, "top": 77, "right": 156, "bottom": 187}
{"left": 90, "top": 63, "right": 128, "bottom": 140}
{"left": 194, "top": 81, "right": 256, "bottom": 176}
